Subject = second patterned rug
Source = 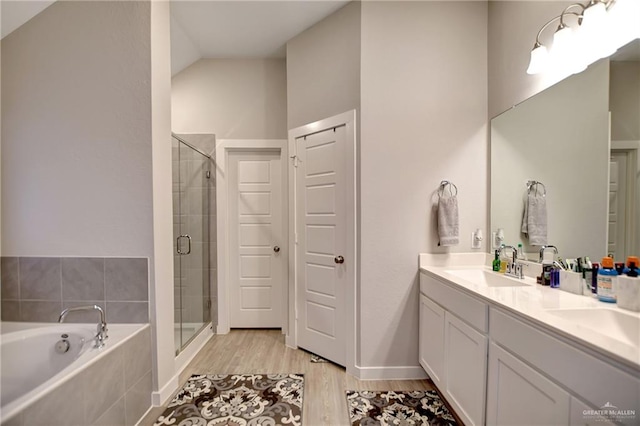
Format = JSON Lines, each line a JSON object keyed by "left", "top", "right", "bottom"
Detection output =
{"left": 346, "top": 390, "right": 458, "bottom": 425}
{"left": 154, "top": 374, "right": 304, "bottom": 426}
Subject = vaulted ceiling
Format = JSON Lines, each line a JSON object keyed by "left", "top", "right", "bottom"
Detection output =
{"left": 1, "top": 1, "right": 350, "bottom": 75}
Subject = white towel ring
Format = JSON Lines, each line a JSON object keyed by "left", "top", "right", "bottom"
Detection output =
{"left": 438, "top": 180, "right": 458, "bottom": 197}
{"left": 526, "top": 180, "right": 546, "bottom": 197}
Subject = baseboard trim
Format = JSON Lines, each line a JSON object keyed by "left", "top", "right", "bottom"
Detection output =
{"left": 175, "top": 324, "right": 214, "bottom": 373}
{"left": 354, "top": 365, "right": 428, "bottom": 380}
{"left": 134, "top": 406, "right": 153, "bottom": 426}
{"left": 151, "top": 325, "right": 214, "bottom": 407}
{"left": 284, "top": 333, "right": 296, "bottom": 349}
{"left": 152, "top": 373, "right": 180, "bottom": 406}
{"left": 216, "top": 324, "right": 230, "bottom": 334}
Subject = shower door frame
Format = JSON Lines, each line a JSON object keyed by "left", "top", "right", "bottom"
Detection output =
{"left": 172, "top": 133, "right": 213, "bottom": 354}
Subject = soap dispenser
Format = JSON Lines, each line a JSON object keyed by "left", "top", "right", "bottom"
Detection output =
{"left": 492, "top": 250, "right": 500, "bottom": 272}
{"left": 597, "top": 257, "right": 617, "bottom": 303}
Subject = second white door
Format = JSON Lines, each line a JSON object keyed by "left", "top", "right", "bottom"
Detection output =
{"left": 295, "top": 126, "right": 347, "bottom": 366}
{"left": 228, "top": 150, "right": 284, "bottom": 328}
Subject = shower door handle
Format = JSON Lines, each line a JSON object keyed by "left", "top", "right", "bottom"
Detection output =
{"left": 176, "top": 235, "right": 192, "bottom": 255}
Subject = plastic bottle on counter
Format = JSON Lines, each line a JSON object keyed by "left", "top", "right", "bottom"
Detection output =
{"left": 582, "top": 257, "right": 594, "bottom": 296}
{"left": 492, "top": 250, "right": 500, "bottom": 272}
{"left": 597, "top": 257, "right": 617, "bottom": 303}
{"left": 591, "top": 263, "right": 599, "bottom": 295}
{"left": 623, "top": 256, "right": 639, "bottom": 275}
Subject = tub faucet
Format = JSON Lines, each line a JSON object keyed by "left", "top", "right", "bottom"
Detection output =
{"left": 58, "top": 305, "right": 108, "bottom": 348}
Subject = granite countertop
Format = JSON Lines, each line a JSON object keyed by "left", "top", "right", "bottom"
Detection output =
{"left": 419, "top": 253, "right": 640, "bottom": 371}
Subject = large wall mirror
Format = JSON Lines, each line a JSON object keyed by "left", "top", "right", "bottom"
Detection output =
{"left": 490, "top": 38, "right": 640, "bottom": 262}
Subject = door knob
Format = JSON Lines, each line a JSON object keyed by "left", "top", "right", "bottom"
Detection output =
{"left": 273, "top": 246, "right": 280, "bottom": 253}
{"left": 334, "top": 255, "right": 344, "bottom": 264}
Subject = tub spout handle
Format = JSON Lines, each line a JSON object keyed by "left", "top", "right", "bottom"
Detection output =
{"left": 58, "top": 305, "right": 108, "bottom": 348}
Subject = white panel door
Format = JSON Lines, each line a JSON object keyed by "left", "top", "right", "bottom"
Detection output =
{"left": 229, "top": 151, "right": 284, "bottom": 328}
{"left": 296, "top": 126, "right": 346, "bottom": 366}
{"left": 609, "top": 152, "right": 628, "bottom": 260}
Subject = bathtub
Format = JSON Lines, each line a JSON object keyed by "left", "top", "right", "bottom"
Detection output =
{"left": 0, "top": 322, "right": 151, "bottom": 425}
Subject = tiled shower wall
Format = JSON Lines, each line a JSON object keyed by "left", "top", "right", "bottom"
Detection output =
{"left": 0, "top": 257, "right": 148, "bottom": 323}
{"left": 173, "top": 133, "right": 217, "bottom": 327}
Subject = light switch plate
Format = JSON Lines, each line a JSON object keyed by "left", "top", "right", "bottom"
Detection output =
{"left": 471, "top": 230, "right": 482, "bottom": 249}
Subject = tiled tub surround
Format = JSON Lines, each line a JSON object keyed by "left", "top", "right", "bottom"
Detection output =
{"left": 0, "top": 323, "right": 152, "bottom": 426}
{"left": 1, "top": 257, "right": 149, "bottom": 323}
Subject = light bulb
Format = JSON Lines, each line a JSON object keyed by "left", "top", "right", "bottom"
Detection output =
{"left": 550, "top": 25, "right": 578, "bottom": 74}
{"left": 527, "top": 44, "right": 549, "bottom": 75}
{"left": 582, "top": 1, "right": 607, "bottom": 30}
{"left": 551, "top": 25, "right": 574, "bottom": 57}
{"left": 581, "top": 0, "right": 616, "bottom": 60}
{"left": 569, "top": 23, "right": 590, "bottom": 74}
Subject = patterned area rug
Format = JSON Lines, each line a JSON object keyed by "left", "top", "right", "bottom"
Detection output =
{"left": 154, "top": 374, "right": 304, "bottom": 426}
{"left": 346, "top": 390, "right": 458, "bottom": 425}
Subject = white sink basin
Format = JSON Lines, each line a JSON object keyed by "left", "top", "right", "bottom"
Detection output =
{"left": 444, "top": 269, "right": 531, "bottom": 288}
{"left": 545, "top": 308, "right": 640, "bottom": 347}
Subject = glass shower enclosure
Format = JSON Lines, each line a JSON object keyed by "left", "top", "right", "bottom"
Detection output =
{"left": 172, "top": 134, "right": 212, "bottom": 354}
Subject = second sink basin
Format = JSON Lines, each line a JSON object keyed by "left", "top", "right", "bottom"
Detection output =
{"left": 545, "top": 308, "right": 640, "bottom": 347}
{"left": 444, "top": 269, "right": 531, "bottom": 288}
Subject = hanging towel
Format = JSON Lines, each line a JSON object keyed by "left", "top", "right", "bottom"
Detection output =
{"left": 521, "top": 192, "right": 547, "bottom": 246}
{"left": 438, "top": 194, "right": 459, "bottom": 246}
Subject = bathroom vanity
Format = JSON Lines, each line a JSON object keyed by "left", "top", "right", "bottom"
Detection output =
{"left": 418, "top": 253, "right": 640, "bottom": 426}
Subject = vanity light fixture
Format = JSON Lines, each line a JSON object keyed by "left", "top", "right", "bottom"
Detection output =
{"left": 526, "top": 0, "right": 617, "bottom": 75}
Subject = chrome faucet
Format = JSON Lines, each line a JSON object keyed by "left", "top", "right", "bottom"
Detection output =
{"left": 539, "top": 245, "right": 559, "bottom": 264}
{"left": 499, "top": 244, "right": 518, "bottom": 264}
{"left": 500, "top": 244, "right": 526, "bottom": 278}
{"left": 58, "top": 305, "right": 108, "bottom": 348}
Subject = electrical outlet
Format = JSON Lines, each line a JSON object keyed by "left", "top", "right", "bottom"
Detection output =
{"left": 492, "top": 232, "right": 502, "bottom": 249}
{"left": 471, "top": 232, "right": 480, "bottom": 249}
{"left": 471, "top": 229, "right": 483, "bottom": 249}
{"left": 492, "top": 228, "right": 505, "bottom": 249}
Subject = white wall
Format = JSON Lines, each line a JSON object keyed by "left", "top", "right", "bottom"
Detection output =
{"left": 491, "top": 60, "right": 610, "bottom": 260}
{"left": 286, "top": 1, "right": 361, "bottom": 129}
{"left": 150, "top": 0, "right": 176, "bottom": 403}
{"left": 1, "top": 1, "right": 153, "bottom": 257}
{"left": 359, "top": 1, "right": 488, "bottom": 368}
{"left": 171, "top": 59, "right": 287, "bottom": 139}
{"left": 610, "top": 61, "right": 640, "bottom": 141}
{"left": 1, "top": 0, "right": 177, "bottom": 405}
{"left": 488, "top": 0, "right": 639, "bottom": 119}
{"left": 488, "top": 0, "right": 575, "bottom": 119}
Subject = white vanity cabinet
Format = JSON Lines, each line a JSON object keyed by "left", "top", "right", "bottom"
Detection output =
{"left": 488, "top": 307, "right": 640, "bottom": 426}
{"left": 420, "top": 268, "right": 640, "bottom": 426}
{"left": 419, "top": 273, "right": 489, "bottom": 426}
{"left": 486, "top": 341, "right": 570, "bottom": 425}
{"left": 419, "top": 294, "right": 445, "bottom": 386}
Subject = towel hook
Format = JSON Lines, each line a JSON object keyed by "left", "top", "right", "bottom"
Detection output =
{"left": 438, "top": 180, "right": 458, "bottom": 197}
{"left": 526, "top": 180, "right": 546, "bottom": 197}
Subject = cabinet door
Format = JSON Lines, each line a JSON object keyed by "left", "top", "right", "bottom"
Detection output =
{"left": 487, "top": 342, "right": 570, "bottom": 425}
{"left": 419, "top": 294, "right": 445, "bottom": 387}
{"left": 444, "top": 312, "right": 488, "bottom": 426}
